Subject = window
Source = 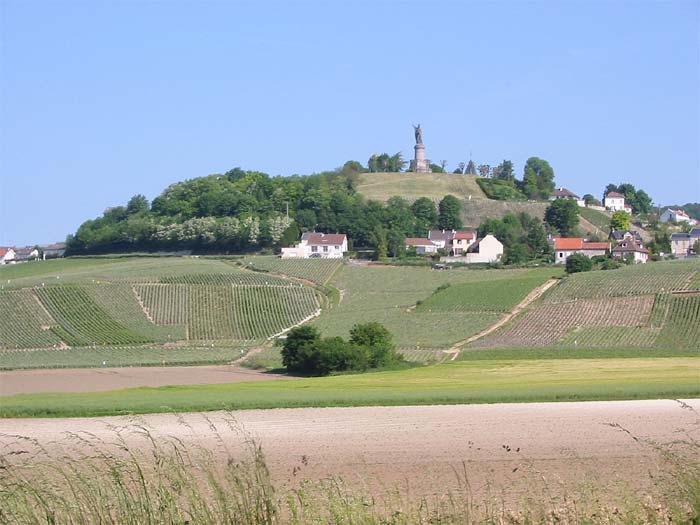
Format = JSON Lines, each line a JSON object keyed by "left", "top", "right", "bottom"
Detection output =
{"left": 323, "top": 246, "right": 328, "bottom": 252}
{"left": 558, "top": 252, "right": 563, "bottom": 258}
{"left": 335, "top": 245, "right": 340, "bottom": 250}
{"left": 311, "top": 246, "right": 318, "bottom": 252}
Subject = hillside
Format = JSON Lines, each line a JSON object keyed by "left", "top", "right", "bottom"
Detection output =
{"left": 355, "top": 172, "right": 487, "bottom": 202}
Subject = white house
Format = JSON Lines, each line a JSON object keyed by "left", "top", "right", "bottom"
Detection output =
{"left": 427, "top": 229, "right": 477, "bottom": 254}
{"left": 42, "top": 243, "right": 66, "bottom": 259}
{"left": 0, "top": 247, "right": 16, "bottom": 264}
{"left": 14, "top": 247, "right": 40, "bottom": 262}
{"left": 660, "top": 209, "right": 698, "bottom": 225}
{"left": 550, "top": 187, "right": 585, "bottom": 207}
{"left": 281, "top": 232, "right": 347, "bottom": 259}
{"left": 612, "top": 239, "right": 648, "bottom": 264}
{"left": 404, "top": 238, "right": 438, "bottom": 254}
{"left": 604, "top": 192, "right": 628, "bottom": 213}
{"left": 440, "top": 234, "right": 503, "bottom": 263}
{"left": 553, "top": 238, "right": 611, "bottom": 264}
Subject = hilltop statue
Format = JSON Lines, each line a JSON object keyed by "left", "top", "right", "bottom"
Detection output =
{"left": 410, "top": 124, "right": 431, "bottom": 173}
{"left": 413, "top": 124, "right": 423, "bottom": 145}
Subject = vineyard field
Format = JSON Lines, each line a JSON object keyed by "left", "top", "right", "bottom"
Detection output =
{"left": 313, "top": 265, "right": 556, "bottom": 347}
{"left": 416, "top": 274, "right": 553, "bottom": 313}
{"left": 159, "top": 271, "right": 294, "bottom": 286}
{"left": 35, "top": 286, "right": 152, "bottom": 346}
{"left": 0, "top": 344, "right": 254, "bottom": 370}
{"left": 84, "top": 284, "right": 185, "bottom": 342}
{"left": 239, "top": 256, "right": 343, "bottom": 285}
{"left": 545, "top": 260, "right": 699, "bottom": 303}
{"left": 654, "top": 294, "right": 700, "bottom": 349}
{"left": 0, "top": 290, "right": 63, "bottom": 349}
{"left": 134, "top": 284, "right": 189, "bottom": 325}
{"left": 472, "top": 295, "right": 656, "bottom": 348}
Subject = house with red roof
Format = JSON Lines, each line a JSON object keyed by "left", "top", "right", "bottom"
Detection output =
{"left": 0, "top": 247, "right": 16, "bottom": 265}
{"left": 553, "top": 238, "right": 611, "bottom": 264}
{"left": 281, "top": 232, "right": 348, "bottom": 259}
{"left": 550, "top": 187, "right": 585, "bottom": 207}
{"left": 427, "top": 229, "right": 477, "bottom": 255}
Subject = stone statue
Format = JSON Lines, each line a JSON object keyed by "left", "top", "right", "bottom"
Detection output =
{"left": 413, "top": 124, "right": 423, "bottom": 145}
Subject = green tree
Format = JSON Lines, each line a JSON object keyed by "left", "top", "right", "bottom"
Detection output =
{"left": 429, "top": 163, "right": 444, "bottom": 173}
{"left": 438, "top": 195, "right": 462, "bottom": 230}
{"left": 411, "top": 197, "right": 438, "bottom": 235}
{"left": 521, "top": 157, "right": 555, "bottom": 199}
{"left": 281, "top": 325, "right": 321, "bottom": 373}
{"left": 583, "top": 194, "right": 600, "bottom": 206}
{"left": 126, "top": 194, "right": 149, "bottom": 215}
{"left": 565, "top": 253, "right": 593, "bottom": 273}
{"left": 349, "top": 322, "right": 395, "bottom": 368}
{"left": 342, "top": 160, "right": 366, "bottom": 174}
{"left": 371, "top": 226, "right": 388, "bottom": 259}
{"left": 610, "top": 210, "right": 631, "bottom": 231}
{"left": 493, "top": 160, "right": 515, "bottom": 183}
{"left": 545, "top": 199, "right": 579, "bottom": 237}
{"left": 477, "top": 164, "right": 491, "bottom": 178}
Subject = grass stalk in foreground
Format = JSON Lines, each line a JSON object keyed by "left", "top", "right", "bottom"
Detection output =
{"left": 1, "top": 412, "right": 698, "bottom": 524}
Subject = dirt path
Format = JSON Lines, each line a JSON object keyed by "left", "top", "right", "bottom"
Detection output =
{"left": 447, "top": 278, "right": 558, "bottom": 360}
{"left": 2, "top": 399, "right": 697, "bottom": 503}
{"left": 0, "top": 365, "right": 287, "bottom": 395}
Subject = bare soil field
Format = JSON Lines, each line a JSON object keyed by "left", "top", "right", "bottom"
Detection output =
{"left": 0, "top": 364, "right": 286, "bottom": 395}
{"left": 2, "top": 399, "right": 697, "bottom": 504}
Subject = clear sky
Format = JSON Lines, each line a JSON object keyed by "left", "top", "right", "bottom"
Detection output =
{"left": 1, "top": 0, "right": 699, "bottom": 246}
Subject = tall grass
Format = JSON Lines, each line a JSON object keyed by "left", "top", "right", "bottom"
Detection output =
{"left": 1, "top": 411, "right": 699, "bottom": 524}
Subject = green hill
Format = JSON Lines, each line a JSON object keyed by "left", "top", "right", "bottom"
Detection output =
{"left": 355, "top": 172, "right": 487, "bottom": 202}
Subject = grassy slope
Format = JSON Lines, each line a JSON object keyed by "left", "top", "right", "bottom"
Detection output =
{"left": 2, "top": 357, "right": 697, "bottom": 417}
{"left": 355, "top": 172, "right": 486, "bottom": 202}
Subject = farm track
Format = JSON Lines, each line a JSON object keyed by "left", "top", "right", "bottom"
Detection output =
{"left": 3, "top": 399, "right": 697, "bottom": 503}
{"left": 448, "top": 278, "right": 559, "bottom": 360}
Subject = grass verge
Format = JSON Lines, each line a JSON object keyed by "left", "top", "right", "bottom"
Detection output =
{"left": 1, "top": 357, "right": 697, "bottom": 418}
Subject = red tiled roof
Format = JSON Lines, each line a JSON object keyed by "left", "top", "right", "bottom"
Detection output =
{"left": 554, "top": 238, "right": 610, "bottom": 251}
{"left": 0, "top": 248, "right": 8, "bottom": 257}
{"left": 405, "top": 238, "right": 435, "bottom": 246}
{"left": 606, "top": 191, "right": 624, "bottom": 198}
{"left": 612, "top": 239, "right": 648, "bottom": 254}
{"left": 454, "top": 232, "right": 475, "bottom": 240}
{"left": 305, "top": 233, "right": 346, "bottom": 245}
{"left": 553, "top": 187, "right": 580, "bottom": 199}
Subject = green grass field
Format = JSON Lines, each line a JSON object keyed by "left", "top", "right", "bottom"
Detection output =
{"left": 2, "top": 357, "right": 697, "bottom": 417}
{"left": 579, "top": 206, "right": 612, "bottom": 231}
{"left": 355, "top": 172, "right": 486, "bottom": 202}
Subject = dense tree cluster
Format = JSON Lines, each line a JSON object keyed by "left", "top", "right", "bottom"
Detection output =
{"left": 281, "top": 323, "right": 402, "bottom": 376}
{"left": 544, "top": 199, "right": 580, "bottom": 237}
{"left": 476, "top": 157, "right": 556, "bottom": 200}
{"left": 478, "top": 212, "right": 550, "bottom": 264}
{"left": 66, "top": 165, "right": 460, "bottom": 256}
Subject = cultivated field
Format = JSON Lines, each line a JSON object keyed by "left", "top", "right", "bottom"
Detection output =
{"left": 312, "top": 265, "right": 561, "bottom": 349}
{"left": 0, "top": 257, "right": 321, "bottom": 368}
{"left": 472, "top": 260, "right": 700, "bottom": 349}
{"left": 239, "top": 256, "right": 343, "bottom": 285}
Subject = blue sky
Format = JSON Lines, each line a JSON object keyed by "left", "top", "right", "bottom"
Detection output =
{"left": 1, "top": 0, "right": 699, "bottom": 246}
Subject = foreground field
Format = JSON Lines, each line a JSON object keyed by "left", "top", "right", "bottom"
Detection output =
{"left": 2, "top": 400, "right": 698, "bottom": 522}
{"left": 1, "top": 356, "right": 697, "bottom": 417}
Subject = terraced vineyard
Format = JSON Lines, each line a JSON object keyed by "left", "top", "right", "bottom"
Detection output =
{"left": 239, "top": 256, "right": 343, "bottom": 285}
{"left": 0, "top": 290, "right": 63, "bottom": 349}
{"left": 35, "top": 286, "right": 152, "bottom": 346}
{"left": 654, "top": 293, "right": 700, "bottom": 349}
{"left": 159, "top": 271, "right": 294, "bottom": 286}
{"left": 545, "top": 260, "right": 698, "bottom": 303}
{"left": 472, "top": 295, "right": 656, "bottom": 348}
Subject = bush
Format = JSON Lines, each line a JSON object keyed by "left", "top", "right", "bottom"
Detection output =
{"left": 476, "top": 178, "right": 526, "bottom": 200}
{"left": 565, "top": 253, "right": 593, "bottom": 274}
{"left": 282, "top": 323, "right": 402, "bottom": 376}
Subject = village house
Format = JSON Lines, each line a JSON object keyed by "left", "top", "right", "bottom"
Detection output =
{"left": 14, "top": 247, "right": 40, "bottom": 262}
{"left": 670, "top": 228, "right": 700, "bottom": 257}
{"left": 281, "top": 232, "right": 347, "bottom": 259}
{"left": 464, "top": 234, "right": 504, "bottom": 263}
{"left": 612, "top": 238, "right": 649, "bottom": 264}
{"left": 41, "top": 242, "right": 66, "bottom": 259}
{"left": 0, "top": 247, "right": 16, "bottom": 265}
{"left": 660, "top": 208, "right": 698, "bottom": 225}
{"left": 553, "top": 238, "right": 611, "bottom": 264}
{"left": 427, "top": 229, "right": 477, "bottom": 255}
{"left": 603, "top": 191, "right": 628, "bottom": 213}
{"left": 550, "top": 187, "right": 585, "bottom": 207}
{"left": 404, "top": 238, "right": 438, "bottom": 255}
{"left": 609, "top": 230, "right": 642, "bottom": 243}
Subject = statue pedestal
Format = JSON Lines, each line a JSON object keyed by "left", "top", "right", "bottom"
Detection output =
{"left": 410, "top": 144, "right": 431, "bottom": 173}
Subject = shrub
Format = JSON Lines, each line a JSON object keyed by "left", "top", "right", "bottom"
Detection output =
{"left": 349, "top": 322, "right": 397, "bottom": 368}
{"left": 565, "top": 253, "right": 593, "bottom": 274}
